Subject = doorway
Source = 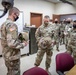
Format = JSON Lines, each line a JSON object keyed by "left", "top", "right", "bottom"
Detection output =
{"left": 52, "top": 14, "right": 60, "bottom": 23}
{"left": 30, "top": 12, "right": 42, "bottom": 28}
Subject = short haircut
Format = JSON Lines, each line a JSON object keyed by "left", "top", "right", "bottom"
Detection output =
{"left": 9, "top": 7, "right": 20, "bottom": 15}
{"left": 44, "top": 15, "right": 50, "bottom": 19}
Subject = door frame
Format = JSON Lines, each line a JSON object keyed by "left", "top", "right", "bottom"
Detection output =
{"left": 30, "top": 12, "right": 43, "bottom": 27}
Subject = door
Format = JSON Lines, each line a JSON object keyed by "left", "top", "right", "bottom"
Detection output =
{"left": 52, "top": 14, "right": 60, "bottom": 23}
{"left": 30, "top": 12, "right": 42, "bottom": 28}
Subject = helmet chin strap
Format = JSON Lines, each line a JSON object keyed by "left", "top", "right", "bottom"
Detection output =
{"left": 0, "top": 0, "right": 14, "bottom": 18}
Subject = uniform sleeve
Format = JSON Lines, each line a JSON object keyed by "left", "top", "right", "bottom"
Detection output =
{"left": 6, "top": 23, "right": 25, "bottom": 49}
{"left": 35, "top": 27, "right": 41, "bottom": 43}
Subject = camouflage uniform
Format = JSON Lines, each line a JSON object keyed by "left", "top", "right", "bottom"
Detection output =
{"left": 60, "top": 23, "right": 66, "bottom": 44}
{"left": 34, "top": 24, "right": 55, "bottom": 70}
{"left": 64, "top": 24, "right": 73, "bottom": 49}
{"left": 66, "top": 29, "right": 76, "bottom": 64}
{"left": 53, "top": 23, "right": 60, "bottom": 51}
{"left": 1, "top": 18, "right": 25, "bottom": 75}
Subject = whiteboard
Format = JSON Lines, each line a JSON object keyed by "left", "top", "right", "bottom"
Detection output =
{"left": 0, "top": 10, "right": 24, "bottom": 33}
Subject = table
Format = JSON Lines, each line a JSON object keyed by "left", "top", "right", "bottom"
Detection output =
{"left": 66, "top": 65, "right": 76, "bottom": 75}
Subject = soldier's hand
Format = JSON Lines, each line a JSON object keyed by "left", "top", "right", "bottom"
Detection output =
{"left": 23, "top": 40, "right": 29, "bottom": 46}
{"left": 51, "top": 40, "right": 56, "bottom": 46}
{"left": 27, "top": 40, "right": 29, "bottom": 44}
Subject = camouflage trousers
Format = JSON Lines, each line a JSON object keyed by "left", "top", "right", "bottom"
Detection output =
{"left": 65, "top": 35, "right": 69, "bottom": 49}
{"left": 60, "top": 32, "right": 65, "bottom": 44}
{"left": 56, "top": 39, "right": 59, "bottom": 50}
{"left": 65, "top": 36, "right": 69, "bottom": 49}
{"left": 5, "top": 59, "right": 20, "bottom": 75}
{"left": 34, "top": 47, "right": 53, "bottom": 69}
{"left": 73, "top": 50, "right": 76, "bottom": 64}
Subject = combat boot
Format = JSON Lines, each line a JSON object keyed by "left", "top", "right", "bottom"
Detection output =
{"left": 45, "top": 68, "right": 51, "bottom": 75}
{"left": 56, "top": 47, "right": 59, "bottom": 51}
{"left": 34, "top": 63, "right": 38, "bottom": 67}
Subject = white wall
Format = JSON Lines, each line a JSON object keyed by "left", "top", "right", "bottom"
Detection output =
{"left": 14, "top": 0, "right": 55, "bottom": 25}
{"left": 55, "top": 2, "right": 76, "bottom": 14}
{"left": 0, "top": 0, "right": 54, "bottom": 26}
{"left": 0, "top": 1, "right": 76, "bottom": 24}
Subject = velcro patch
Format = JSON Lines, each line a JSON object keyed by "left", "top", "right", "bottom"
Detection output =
{"left": 9, "top": 26, "right": 16, "bottom": 32}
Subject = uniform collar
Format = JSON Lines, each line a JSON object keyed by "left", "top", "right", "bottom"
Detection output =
{"left": 7, "top": 18, "right": 13, "bottom": 22}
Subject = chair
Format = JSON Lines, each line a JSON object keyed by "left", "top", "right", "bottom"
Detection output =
{"left": 56, "top": 53, "right": 74, "bottom": 75}
{"left": 23, "top": 67, "right": 48, "bottom": 75}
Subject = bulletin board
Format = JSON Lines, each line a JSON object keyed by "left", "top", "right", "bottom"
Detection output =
{"left": 0, "top": 10, "right": 24, "bottom": 33}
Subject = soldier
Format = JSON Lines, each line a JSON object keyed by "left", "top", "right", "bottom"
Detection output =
{"left": 1, "top": 7, "right": 28, "bottom": 75}
{"left": 64, "top": 18, "right": 73, "bottom": 49}
{"left": 34, "top": 15, "right": 55, "bottom": 74}
{"left": 66, "top": 20, "right": 76, "bottom": 64}
{"left": 53, "top": 18, "right": 61, "bottom": 51}
{"left": 60, "top": 19, "right": 66, "bottom": 45}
